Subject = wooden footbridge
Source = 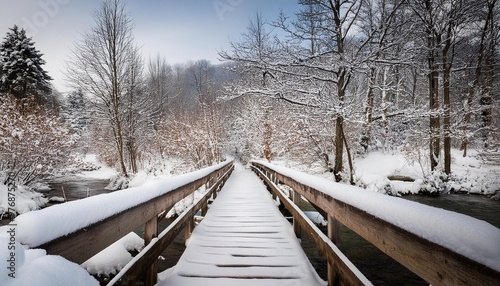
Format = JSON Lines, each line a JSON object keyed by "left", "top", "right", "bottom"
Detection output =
{"left": 12, "top": 161, "right": 500, "bottom": 285}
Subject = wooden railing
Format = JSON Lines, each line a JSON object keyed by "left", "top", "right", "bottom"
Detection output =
{"left": 37, "top": 161, "right": 234, "bottom": 285}
{"left": 251, "top": 162, "right": 500, "bottom": 286}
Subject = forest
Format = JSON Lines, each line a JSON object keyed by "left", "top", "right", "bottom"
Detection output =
{"left": 0, "top": 0, "right": 499, "bottom": 201}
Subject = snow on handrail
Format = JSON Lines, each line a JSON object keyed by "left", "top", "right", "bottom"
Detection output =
{"left": 1, "top": 160, "right": 232, "bottom": 249}
{"left": 252, "top": 161, "right": 500, "bottom": 285}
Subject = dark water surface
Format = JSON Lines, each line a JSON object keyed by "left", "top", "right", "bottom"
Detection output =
{"left": 405, "top": 193, "right": 500, "bottom": 228}
{"left": 47, "top": 179, "right": 110, "bottom": 204}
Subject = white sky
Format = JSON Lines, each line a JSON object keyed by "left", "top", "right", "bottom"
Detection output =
{"left": 0, "top": 0, "right": 300, "bottom": 92}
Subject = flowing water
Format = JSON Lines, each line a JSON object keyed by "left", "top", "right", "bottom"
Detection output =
{"left": 47, "top": 179, "right": 111, "bottom": 204}
{"left": 405, "top": 194, "right": 500, "bottom": 228}
{"left": 39, "top": 180, "right": 500, "bottom": 284}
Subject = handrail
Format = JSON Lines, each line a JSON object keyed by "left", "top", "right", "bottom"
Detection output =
{"left": 251, "top": 165, "right": 371, "bottom": 286}
{"left": 251, "top": 161, "right": 500, "bottom": 286}
{"left": 36, "top": 161, "right": 233, "bottom": 265}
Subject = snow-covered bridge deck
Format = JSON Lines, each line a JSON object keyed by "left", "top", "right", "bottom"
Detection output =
{"left": 159, "top": 165, "right": 325, "bottom": 286}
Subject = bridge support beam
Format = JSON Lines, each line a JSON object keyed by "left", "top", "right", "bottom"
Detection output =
{"left": 201, "top": 201, "right": 208, "bottom": 216}
{"left": 328, "top": 215, "right": 341, "bottom": 286}
{"left": 144, "top": 217, "right": 158, "bottom": 286}
{"left": 185, "top": 216, "right": 194, "bottom": 240}
{"left": 292, "top": 190, "right": 302, "bottom": 238}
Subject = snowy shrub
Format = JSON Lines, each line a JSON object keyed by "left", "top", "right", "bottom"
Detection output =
{"left": 156, "top": 105, "right": 225, "bottom": 170}
{"left": 105, "top": 175, "right": 130, "bottom": 191}
{"left": 0, "top": 94, "right": 74, "bottom": 185}
{"left": 0, "top": 173, "right": 48, "bottom": 217}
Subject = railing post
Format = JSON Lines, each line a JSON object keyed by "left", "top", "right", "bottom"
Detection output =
{"left": 144, "top": 217, "right": 158, "bottom": 286}
{"left": 212, "top": 188, "right": 218, "bottom": 200}
{"left": 327, "top": 215, "right": 341, "bottom": 286}
{"left": 292, "top": 190, "right": 302, "bottom": 239}
{"left": 185, "top": 216, "right": 194, "bottom": 240}
{"left": 201, "top": 201, "right": 208, "bottom": 216}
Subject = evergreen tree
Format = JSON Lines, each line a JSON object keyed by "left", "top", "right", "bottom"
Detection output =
{"left": 0, "top": 25, "right": 51, "bottom": 99}
{"left": 65, "top": 89, "right": 91, "bottom": 138}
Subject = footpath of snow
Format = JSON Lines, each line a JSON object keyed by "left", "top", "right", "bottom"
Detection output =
{"left": 0, "top": 238, "right": 99, "bottom": 285}
{"left": 255, "top": 161, "right": 500, "bottom": 272}
{"left": 0, "top": 160, "right": 230, "bottom": 248}
{"left": 75, "top": 154, "right": 118, "bottom": 180}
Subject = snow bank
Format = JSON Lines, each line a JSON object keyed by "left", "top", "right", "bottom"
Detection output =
{"left": 82, "top": 232, "right": 144, "bottom": 275}
{"left": 255, "top": 161, "right": 500, "bottom": 272}
{"left": 353, "top": 149, "right": 500, "bottom": 195}
{"left": 73, "top": 154, "right": 117, "bottom": 180}
{"left": 0, "top": 237, "right": 98, "bottom": 285}
{"left": 0, "top": 161, "right": 230, "bottom": 247}
{"left": 449, "top": 149, "right": 500, "bottom": 195}
{"left": 355, "top": 152, "right": 422, "bottom": 179}
{"left": 354, "top": 152, "right": 423, "bottom": 194}
{"left": 0, "top": 184, "right": 48, "bottom": 216}
{"left": 304, "top": 211, "right": 327, "bottom": 226}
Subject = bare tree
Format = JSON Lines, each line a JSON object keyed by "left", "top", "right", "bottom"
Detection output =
{"left": 123, "top": 46, "right": 146, "bottom": 174}
{"left": 147, "top": 55, "right": 175, "bottom": 128}
{"left": 461, "top": 0, "right": 498, "bottom": 155}
{"left": 66, "top": 0, "right": 139, "bottom": 176}
{"left": 221, "top": 2, "right": 366, "bottom": 182}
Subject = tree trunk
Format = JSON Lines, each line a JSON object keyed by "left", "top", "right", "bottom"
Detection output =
{"left": 332, "top": 0, "right": 346, "bottom": 183}
{"left": 427, "top": 32, "right": 440, "bottom": 172}
{"left": 442, "top": 28, "right": 452, "bottom": 176}
{"left": 362, "top": 67, "right": 376, "bottom": 153}
{"left": 334, "top": 115, "right": 344, "bottom": 182}
{"left": 461, "top": 0, "right": 494, "bottom": 156}
{"left": 481, "top": 1, "right": 496, "bottom": 148}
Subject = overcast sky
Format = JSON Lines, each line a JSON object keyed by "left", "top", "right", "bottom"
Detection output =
{"left": 0, "top": 0, "right": 300, "bottom": 92}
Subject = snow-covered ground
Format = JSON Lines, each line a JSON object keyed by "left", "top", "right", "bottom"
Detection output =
{"left": 0, "top": 183, "right": 48, "bottom": 216}
{"left": 275, "top": 149, "right": 500, "bottom": 196}
{"left": 354, "top": 149, "right": 500, "bottom": 195}
{"left": 0, "top": 237, "right": 99, "bottom": 286}
{"left": 60, "top": 154, "right": 118, "bottom": 181}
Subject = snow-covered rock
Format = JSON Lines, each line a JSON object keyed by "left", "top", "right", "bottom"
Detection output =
{"left": 82, "top": 232, "right": 144, "bottom": 276}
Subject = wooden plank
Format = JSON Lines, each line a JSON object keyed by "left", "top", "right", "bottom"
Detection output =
{"left": 38, "top": 162, "right": 233, "bottom": 264}
{"left": 327, "top": 215, "right": 341, "bottom": 286}
{"left": 184, "top": 216, "right": 194, "bottom": 240}
{"left": 327, "top": 215, "right": 341, "bottom": 245}
{"left": 144, "top": 217, "right": 158, "bottom": 286}
{"left": 108, "top": 165, "right": 234, "bottom": 286}
{"left": 292, "top": 190, "right": 302, "bottom": 238}
{"left": 253, "top": 163, "right": 500, "bottom": 286}
{"left": 252, "top": 166, "right": 370, "bottom": 286}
